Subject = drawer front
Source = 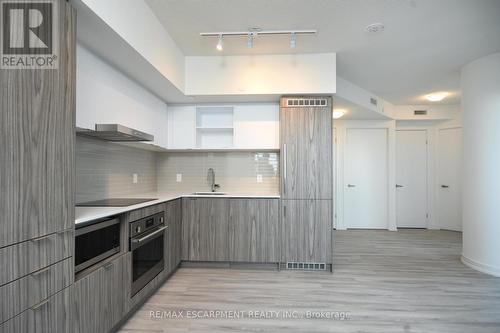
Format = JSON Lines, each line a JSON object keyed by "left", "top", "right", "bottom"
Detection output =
{"left": 0, "top": 257, "right": 73, "bottom": 324}
{"left": 0, "top": 230, "right": 73, "bottom": 286}
{"left": 0, "top": 286, "right": 73, "bottom": 333}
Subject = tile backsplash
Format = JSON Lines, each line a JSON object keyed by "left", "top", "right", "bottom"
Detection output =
{"left": 156, "top": 152, "right": 280, "bottom": 195}
{"left": 76, "top": 137, "right": 157, "bottom": 203}
{"left": 76, "top": 136, "right": 280, "bottom": 202}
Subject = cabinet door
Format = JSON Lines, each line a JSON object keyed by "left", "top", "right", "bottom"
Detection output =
{"left": 101, "top": 255, "right": 127, "bottom": 332}
{"left": 280, "top": 106, "right": 333, "bottom": 200}
{"left": 165, "top": 199, "right": 182, "bottom": 277}
{"left": 184, "top": 198, "right": 229, "bottom": 261}
{"left": 228, "top": 199, "right": 279, "bottom": 263}
{"left": 281, "top": 200, "right": 332, "bottom": 264}
{"left": 73, "top": 269, "right": 103, "bottom": 333}
{"left": 0, "top": 0, "right": 76, "bottom": 248}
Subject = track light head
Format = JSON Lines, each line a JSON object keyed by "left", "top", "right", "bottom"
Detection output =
{"left": 216, "top": 34, "right": 223, "bottom": 51}
{"left": 247, "top": 33, "right": 253, "bottom": 48}
{"left": 290, "top": 33, "right": 296, "bottom": 48}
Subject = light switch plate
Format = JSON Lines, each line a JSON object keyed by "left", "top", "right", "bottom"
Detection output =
{"left": 133, "top": 173, "right": 138, "bottom": 184}
{"left": 256, "top": 174, "right": 263, "bottom": 183}
{"left": 176, "top": 174, "right": 182, "bottom": 182}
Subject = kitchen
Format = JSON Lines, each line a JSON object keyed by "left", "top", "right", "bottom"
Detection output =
{"left": 1, "top": 0, "right": 500, "bottom": 333}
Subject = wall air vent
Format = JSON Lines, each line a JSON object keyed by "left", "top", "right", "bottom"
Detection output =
{"left": 281, "top": 97, "right": 330, "bottom": 108}
{"left": 370, "top": 97, "right": 378, "bottom": 106}
{"left": 414, "top": 110, "right": 428, "bottom": 115}
{"left": 286, "top": 262, "right": 326, "bottom": 271}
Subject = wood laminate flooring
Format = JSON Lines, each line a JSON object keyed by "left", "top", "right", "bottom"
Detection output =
{"left": 119, "top": 230, "right": 500, "bottom": 333}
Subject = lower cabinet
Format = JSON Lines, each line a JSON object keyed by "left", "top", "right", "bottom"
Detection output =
{"left": 182, "top": 198, "right": 280, "bottom": 263}
{"left": 183, "top": 198, "right": 229, "bottom": 261}
{"left": 281, "top": 199, "right": 333, "bottom": 264}
{"left": 229, "top": 199, "right": 280, "bottom": 262}
{"left": 165, "top": 199, "right": 182, "bottom": 277}
{"left": 0, "top": 286, "right": 73, "bottom": 333}
{"left": 73, "top": 254, "right": 130, "bottom": 333}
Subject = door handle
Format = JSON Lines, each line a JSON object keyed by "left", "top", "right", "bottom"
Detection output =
{"left": 347, "top": 184, "right": 356, "bottom": 188}
{"left": 396, "top": 184, "right": 404, "bottom": 188}
{"left": 283, "top": 144, "right": 287, "bottom": 194}
{"left": 441, "top": 185, "right": 450, "bottom": 188}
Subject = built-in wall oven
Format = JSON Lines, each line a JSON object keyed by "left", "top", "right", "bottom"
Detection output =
{"left": 129, "top": 212, "right": 166, "bottom": 296}
{"left": 75, "top": 217, "right": 121, "bottom": 273}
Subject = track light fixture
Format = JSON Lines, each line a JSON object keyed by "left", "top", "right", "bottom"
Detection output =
{"left": 201, "top": 29, "right": 316, "bottom": 51}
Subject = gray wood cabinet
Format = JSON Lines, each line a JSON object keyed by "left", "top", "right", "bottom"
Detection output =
{"left": 280, "top": 100, "right": 333, "bottom": 200}
{"left": 165, "top": 199, "right": 182, "bottom": 276}
{"left": 0, "top": 0, "right": 76, "bottom": 248}
{"left": 73, "top": 254, "right": 129, "bottom": 333}
{"left": 0, "top": 257, "right": 73, "bottom": 324}
{"left": 228, "top": 199, "right": 280, "bottom": 263}
{"left": 183, "top": 198, "right": 229, "bottom": 261}
{"left": 281, "top": 200, "right": 332, "bottom": 263}
{"left": 0, "top": 286, "right": 73, "bottom": 333}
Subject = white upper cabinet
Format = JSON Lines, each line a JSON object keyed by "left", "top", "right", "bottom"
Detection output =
{"left": 167, "top": 103, "right": 279, "bottom": 150}
{"left": 76, "top": 45, "right": 168, "bottom": 148}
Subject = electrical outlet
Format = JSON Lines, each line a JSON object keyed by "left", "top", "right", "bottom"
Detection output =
{"left": 256, "top": 174, "right": 263, "bottom": 183}
{"left": 132, "top": 173, "right": 138, "bottom": 184}
{"left": 176, "top": 174, "right": 182, "bottom": 182}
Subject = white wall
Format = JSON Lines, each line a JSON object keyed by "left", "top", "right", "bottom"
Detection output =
{"left": 76, "top": 44, "right": 168, "bottom": 148}
{"left": 185, "top": 53, "right": 336, "bottom": 96}
{"left": 461, "top": 52, "right": 500, "bottom": 277}
{"left": 394, "top": 105, "right": 461, "bottom": 120}
{"left": 81, "top": 0, "right": 185, "bottom": 91}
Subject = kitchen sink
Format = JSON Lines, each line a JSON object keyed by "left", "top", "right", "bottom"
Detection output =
{"left": 192, "top": 192, "right": 227, "bottom": 195}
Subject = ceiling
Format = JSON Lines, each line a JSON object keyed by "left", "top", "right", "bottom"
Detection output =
{"left": 146, "top": 0, "right": 500, "bottom": 105}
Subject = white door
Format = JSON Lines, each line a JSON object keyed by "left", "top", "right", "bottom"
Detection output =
{"left": 396, "top": 130, "right": 428, "bottom": 228}
{"left": 437, "top": 128, "right": 462, "bottom": 231}
{"left": 345, "top": 128, "right": 388, "bottom": 229}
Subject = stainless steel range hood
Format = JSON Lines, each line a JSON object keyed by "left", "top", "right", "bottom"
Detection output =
{"left": 76, "top": 124, "right": 154, "bottom": 142}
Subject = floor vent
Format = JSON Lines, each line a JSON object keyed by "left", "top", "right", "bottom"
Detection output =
{"left": 286, "top": 262, "right": 326, "bottom": 271}
{"left": 284, "top": 98, "right": 328, "bottom": 107}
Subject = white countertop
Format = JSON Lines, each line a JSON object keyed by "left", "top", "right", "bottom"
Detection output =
{"left": 75, "top": 192, "right": 280, "bottom": 225}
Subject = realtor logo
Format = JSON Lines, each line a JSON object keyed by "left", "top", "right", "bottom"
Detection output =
{"left": 1, "top": 0, "right": 59, "bottom": 69}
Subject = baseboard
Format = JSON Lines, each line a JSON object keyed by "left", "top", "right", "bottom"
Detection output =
{"left": 180, "top": 261, "right": 279, "bottom": 270}
{"left": 461, "top": 255, "right": 500, "bottom": 277}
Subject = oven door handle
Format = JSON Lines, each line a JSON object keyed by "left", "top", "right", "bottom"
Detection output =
{"left": 132, "top": 226, "right": 167, "bottom": 244}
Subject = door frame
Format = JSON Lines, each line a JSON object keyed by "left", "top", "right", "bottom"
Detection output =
{"left": 395, "top": 129, "right": 430, "bottom": 229}
{"left": 334, "top": 120, "right": 396, "bottom": 231}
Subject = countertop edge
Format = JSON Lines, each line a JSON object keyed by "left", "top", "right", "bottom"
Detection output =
{"left": 75, "top": 194, "right": 281, "bottom": 225}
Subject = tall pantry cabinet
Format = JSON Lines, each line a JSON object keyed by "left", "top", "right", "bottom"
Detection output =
{"left": 280, "top": 97, "right": 333, "bottom": 268}
{"left": 0, "top": 0, "right": 76, "bottom": 331}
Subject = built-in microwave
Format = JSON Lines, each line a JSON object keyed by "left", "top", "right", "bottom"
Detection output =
{"left": 75, "top": 217, "right": 121, "bottom": 273}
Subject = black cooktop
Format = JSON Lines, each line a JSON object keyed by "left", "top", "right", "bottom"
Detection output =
{"left": 76, "top": 198, "right": 158, "bottom": 207}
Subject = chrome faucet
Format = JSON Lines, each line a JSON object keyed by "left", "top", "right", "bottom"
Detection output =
{"left": 207, "top": 168, "right": 220, "bottom": 192}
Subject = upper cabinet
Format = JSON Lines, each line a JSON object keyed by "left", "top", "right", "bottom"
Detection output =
{"left": 76, "top": 45, "right": 168, "bottom": 149}
{"left": 167, "top": 103, "right": 279, "bottom": 150}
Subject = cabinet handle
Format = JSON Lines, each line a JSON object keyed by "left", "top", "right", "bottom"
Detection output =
{"left": 396, "top": 184, "right": 404, "bottom": 188}
{"left": 57, "top": 229, "right": 73, "bottom": 235}
{"left": 31, "top": 267, "right": 51, "bottom": 277}
{"left": 347, "top": 184, "right": 356, "bottom": 188}
{"left": 283, "top": 144, "right": 287, "bottom": 194}
{"left": 30, "top": 234, "right": 51, "bottom": 243}
{"left": 441, "top": 185, "right": 450, "bottom": 188}
{"left": 31, "top": 299, "right": 50, "bottom": 311}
